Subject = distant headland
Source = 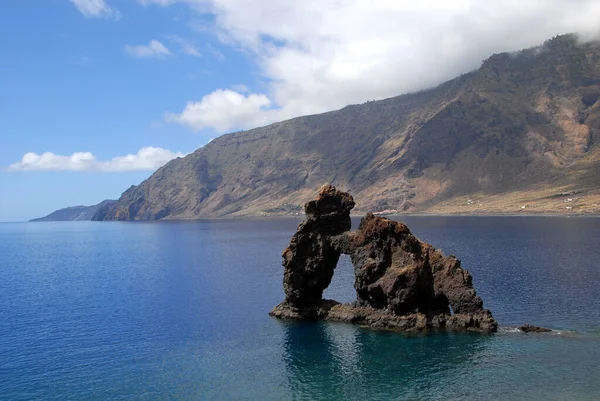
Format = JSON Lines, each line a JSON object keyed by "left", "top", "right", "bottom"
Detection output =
{"left": 30, "top": 200, "right": 116, "bottom": 222}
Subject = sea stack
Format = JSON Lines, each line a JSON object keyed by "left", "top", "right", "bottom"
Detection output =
{"left": 270, "top": 185, "right": 497, "bottom": 333}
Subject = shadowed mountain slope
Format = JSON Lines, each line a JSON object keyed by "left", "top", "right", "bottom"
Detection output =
{"left": 94, "top": 34, "right": 600, "bottom": 220}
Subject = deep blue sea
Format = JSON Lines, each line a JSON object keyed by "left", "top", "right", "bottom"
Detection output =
{"left": 1, "top": 217, "right": 600, "bottom": 400}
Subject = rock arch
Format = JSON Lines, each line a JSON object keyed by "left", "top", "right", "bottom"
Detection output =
{"left": 270, "top": 185, "right": 497, "bottom": 333}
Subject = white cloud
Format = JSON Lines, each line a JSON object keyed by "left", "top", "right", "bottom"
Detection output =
{"left": 70, "top": 0, "right": 120, "bottom": 19}
{"left": 124, "top": 40, "right": 172, "bottom": 59}
{"left": 165, "top": 89, "right": 272, "bottom": 132}
{"left": 7, "top": 147, "right": 185, "bottom": 172}
{"left": 144, "top": 0, "right": 600, "bottom": 132}
{"left": 167, "top": 35, "right": 202, "bottom": 56}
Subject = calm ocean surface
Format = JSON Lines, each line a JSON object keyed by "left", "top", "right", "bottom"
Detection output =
{"left": 1, "top": 217, "right": 600, "bottom": 400}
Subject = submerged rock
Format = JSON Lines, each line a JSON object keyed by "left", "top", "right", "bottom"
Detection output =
{"left": 270, "top": 185, "right": 497, "bottom": 333}
{"left": 519, "top": 324, "right": 552, "bottom": 333}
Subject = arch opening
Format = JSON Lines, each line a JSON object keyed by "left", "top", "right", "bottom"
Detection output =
{"left": 323, "top": 255, "right": 356, "bottom": 304}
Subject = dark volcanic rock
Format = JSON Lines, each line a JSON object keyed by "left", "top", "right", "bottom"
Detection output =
{"left": 340, "top": 214, "right": 437, "bottom": 315}
{"left": 282, "top": 185, "right": 354, "bottom": 307}
{"left": 519, "top": 324, "right": 552, "bottom": 333}
{"left": 270, "top": 186, "right": 497, "bottom": 333}
{"left": 427, "top": 247, "right": 485, "bottom": 314}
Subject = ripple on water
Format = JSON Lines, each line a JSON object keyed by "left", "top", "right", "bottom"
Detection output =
{"left": 0, "top": 218, "right": 599, "bottom": 400}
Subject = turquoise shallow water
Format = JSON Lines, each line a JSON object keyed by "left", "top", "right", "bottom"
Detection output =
{"left": 1, "top": 217, "right": 599, "bottom": 400}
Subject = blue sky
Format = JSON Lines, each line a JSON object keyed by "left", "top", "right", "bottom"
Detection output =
{"left": 1, "top": 0, "right": 255, "bottom": 221}
{"left": 2, "top": 0, "right": 599, "bottom": 221}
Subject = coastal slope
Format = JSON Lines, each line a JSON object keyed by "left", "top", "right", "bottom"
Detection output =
{"left": 32, "top": 200, "right": 116, "bottom": 222}
{"left": 94, "top": 34, "right": 600, "bottom": 220}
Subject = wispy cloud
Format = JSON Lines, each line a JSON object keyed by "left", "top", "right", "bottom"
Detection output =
{"left": 124, "top": 40, "right": 172, "bottom": 59}
{"left": 70, "top": 0, "right": 120, "bottom": 20}
{"left": 7, "top": 147, "right": 185, "bottom": 172}
{"left": 187, "top": 69, "right": 213, "bottom": 80}
{"left": 205, "top": 43, "right": 226, "bottom": 62}
{"left": 167, "top": 35, "right": 202, "bottom": 57}
{"left": 75, "top": 56, "right": 92, "bottom": 66}
{"left": 230, "top": 84, "right": 249, "bottom": 93}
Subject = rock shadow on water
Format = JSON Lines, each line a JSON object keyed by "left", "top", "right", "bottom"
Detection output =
{"left": 279, "top": 320, "right": 491, "bottom": 400}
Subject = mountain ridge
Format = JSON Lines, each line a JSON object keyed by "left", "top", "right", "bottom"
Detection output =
{"left": 93, "top": 34, "right": 600, "bottom": 221}
{"left": 31, "top": 200, "right": 116, "bottom": 222}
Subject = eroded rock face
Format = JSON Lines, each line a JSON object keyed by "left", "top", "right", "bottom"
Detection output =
{"left": 282, "top": 185, "right": 355, "bottom": 307}
{"left": 271, "top": 185, "right": 497, "bottom": 333}
{"left": 341, "top": 215, "right": 436, "bottom": 315}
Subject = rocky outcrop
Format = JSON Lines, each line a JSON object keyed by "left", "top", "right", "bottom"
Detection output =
{"left": 281, "top": 185, "right": 355, "bottom": 307}
{"left": 519, "top": 324, "right": 552, "bottom": 333}
{"left": 270, "top": 185, "right": 497, "bottom": 333}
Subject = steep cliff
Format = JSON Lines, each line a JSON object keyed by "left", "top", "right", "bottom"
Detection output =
{"left": 94, "top": 34, "right": 600, "bottom": 220}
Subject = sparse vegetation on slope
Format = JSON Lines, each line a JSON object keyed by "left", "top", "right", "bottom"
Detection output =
{"left": 94, "top": 34, "right": 600, "bottom": 220}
